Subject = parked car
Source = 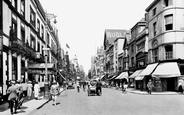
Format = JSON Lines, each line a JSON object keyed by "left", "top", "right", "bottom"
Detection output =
{"left": 67, "top": 81, "right": 75, "bottom": 89}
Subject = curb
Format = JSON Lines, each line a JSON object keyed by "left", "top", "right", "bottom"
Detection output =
{"left": 36, "top": 88, "right": 66, "bottom": 109}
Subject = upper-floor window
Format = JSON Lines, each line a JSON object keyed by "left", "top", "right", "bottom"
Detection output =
{"left": 164, "top": 0, "right": 173, "bottom": 7}
{"left": 30, "top": 7, "right": 36, "bottom": 27}
{"left": 41, "top": 25, "right": 44, "bottom": 39}
{"left": 21, "top": 23, "right": 25, "bottom": 43}
{"left": 165, "top": 14, "right": 173, "bottom": 31}
{"left": 47, "top": 33, "right": 50, "bottom": 45}
{"left": 30, "top": 35, "right": 36, "bottom": 50}
{"left": 152, "top": 8, "right": 156, "bottom": 16}
{"left": 10, "top": 14, "right": 17, "bottom": 41}
{"left": 152, "top": 40, "right": 158, "bottom": 62}
{"left": 37, "top": 19, "right": 40, "bottom": 36}
{"left": 11, "top": 0, "right": 17, "bottom": 10}
{"left": 153, "top": 22, "right": 157, "bottom": 36}
{"left": 20, "top": 0, "right": 25, "bottom": 17}
{"left": 37, "top": 41, "right": 40, "bottom": 52}
{"left": 131, "top": 44, "right": 134, "bottom": 53}
{"left": 165, "top": 45, "right": 173, "bottom": 60}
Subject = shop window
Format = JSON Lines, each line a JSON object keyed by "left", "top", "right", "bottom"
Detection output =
{"left": 12, "top": 57, "right": 17, "bottom": 80}
{"left": 21, "top": 61, "right": 25, "bottom": 83}
{"left": 165, "top": 14, "right": 173, "bottom": 31}
{"left": 165, "top": 45, "right": 173, "bottom": 60}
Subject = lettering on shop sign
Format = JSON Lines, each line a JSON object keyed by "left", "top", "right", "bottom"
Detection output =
{"left": 106, "top": 32, "right": 125, "bottom": 38}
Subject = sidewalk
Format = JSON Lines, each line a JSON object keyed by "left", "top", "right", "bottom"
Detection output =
{"left": 110, "top": 87, "right": 180, "bottom": 95}
{"left": 1, "top": 87, "right": 65, "bottom": 115}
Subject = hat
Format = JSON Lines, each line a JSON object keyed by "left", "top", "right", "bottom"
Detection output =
{"left": 11, "top": 80, "right": 16, "bottom": 84}
{"left": 53, "top": 80, "right": 57, "bottom": 84}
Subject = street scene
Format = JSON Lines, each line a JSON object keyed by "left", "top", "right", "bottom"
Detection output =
{"left": 1, "top": 0, "right": 184, "bottom": 115}
{"left": 31, "top": 87, "right": 184, "bottom": 115}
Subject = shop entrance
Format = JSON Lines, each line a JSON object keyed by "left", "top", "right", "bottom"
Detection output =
{"left": 167, "top": 78, "right": 176, "bottom": 91}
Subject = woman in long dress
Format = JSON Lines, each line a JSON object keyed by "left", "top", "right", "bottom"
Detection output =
{"left": 27, "top": 81, "right": 33, "bottom": 100}
{"left": 34, "top": 82, "right": 40, "bottom": 99}
{"left": 50, "top": 81, "right": 59, "bottom": 106}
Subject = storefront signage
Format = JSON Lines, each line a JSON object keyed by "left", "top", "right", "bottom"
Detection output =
{"left": 28, "top": 69, "right": 54, "bottom": 74}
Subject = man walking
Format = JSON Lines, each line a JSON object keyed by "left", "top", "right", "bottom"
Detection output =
{"left": 7, "top": 80, "right": 19, "bottom": 114}
{"left": 147, "top": 79, "right": 154, "bottom": 94}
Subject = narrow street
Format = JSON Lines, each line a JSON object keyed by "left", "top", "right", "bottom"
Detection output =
{"left": 30, "top": 87, "right": 184, "bottom": 115}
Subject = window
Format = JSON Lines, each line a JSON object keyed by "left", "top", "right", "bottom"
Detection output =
{"left": 131, "top": 57, "right": 134, "bottom": 67}
{"left": 153, "top": 22, "right": 156, "bottom": 36}
{"left": 165, "top": 45, "right": 173, "bottom": 60}
{"left": 37, "top": 19, "right": 40, "bottom": 36}
{"left": 152, "top": 48, "right": 158, "bottom": 62}
{"left": 10, "top": 15, "right": 17, "bottom": 41}
{"left": 47, "top": 33, "right": 50, "bottom": 45}
{"left": 21, "top": 22, "right": 25, "bottom": 43}
{"left": 11, "top": 0, "right": 17, "bottom": 10}
{"left": 30, "top": 7, "right": 36, "bottom": 27}
{"left": 12, "top": 57, "right": 17, "bottom": 80}
{"left": 164, "top": 0, "right": 173, "bottom": 7}
{"left": 152, "top": 8, "right": 156, "bottom": 16}
{"left": 20, "top": 0, "right": 25, "bottom": 17}
{"left": 30, "top": 35, "right": 36, "bottom": 50}
{"left": 21, "top": 61, "right": 25, "bottom": 83}
{"left": 37, "top": 41, "right": 40, "bottom": 52}
{"left": 42, "top": 45, "right": 44, "bottom": 55}
{"left": 131, "top": 44, "right": 134, "bottom": 53}
{"left": 41, "top": 25, "right": 44, "bottom": 39}
{"left": 165, "top": 14, "right": 173, "bottom": 31}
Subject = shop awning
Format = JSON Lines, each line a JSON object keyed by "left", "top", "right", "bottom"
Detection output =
{"left": 57, "top": 71, "right": 66, "bottom": 80}
{"left": 129, "top": 69, "right": 143, "bottom": 79}
{"left": 138, "top": 63, "right": 158, "bottom": 76}
{"left": 28, "top": 63, "right": 55, "bottom": 69}
{"left": 116, "top": 72, "right": 128, "bottom": 79}
{"left": 109, "top": 75, "right": 117, "bottom": 80}
{"left": 152, "top": 62, "right": 181, "bottom": 78}
{"left": 100, "top": 75, "right": 105, "bottom": 79}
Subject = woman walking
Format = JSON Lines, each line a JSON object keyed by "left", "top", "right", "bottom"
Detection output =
{"left": 50, "top": 80, "right": 59, "bottom": 106}
{"left": 27, "top": 81, "right": 33, "bottom": 100}
{"left": 34, "top": 82, "right": 40, "bottom": 99}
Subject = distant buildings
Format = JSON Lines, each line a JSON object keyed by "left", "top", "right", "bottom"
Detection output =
{"left": 89, "top": 0, "right": 184, "bottom": 92}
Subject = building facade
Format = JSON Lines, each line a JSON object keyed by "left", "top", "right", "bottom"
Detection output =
{"left": 145, "top": 0, "right": 184, "bottom": 91}
{"left": 0, "top": 0, "right": 60, "bottom": 100}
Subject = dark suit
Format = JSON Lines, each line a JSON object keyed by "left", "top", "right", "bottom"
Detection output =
{"left": 7, "top": 84, "right": 18, "bottom": 114}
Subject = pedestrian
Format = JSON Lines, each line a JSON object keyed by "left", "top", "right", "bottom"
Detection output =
{"left": 34, "top": 82, "right": 40, "bottom": 100}
{"left": 50, "top": 80, "right": 59, "bottom": 106}
{"left": 147, "top": 79, "right": 154, "bottom": 94}
{"left": 6, "top": 80, "right": 19, "bottom": 115}
{"left": 16, "top": 80, "right": 24, "bottom": 109}
{"left": 27, "top": 81, "right": 33, "bottom": 100}
{"left": 124, "top": 82, "right": 128, "bottom": 93}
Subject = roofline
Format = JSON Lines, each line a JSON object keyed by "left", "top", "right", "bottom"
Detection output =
{"left": 145, "top": 0, "right": 160, "bottom": 12}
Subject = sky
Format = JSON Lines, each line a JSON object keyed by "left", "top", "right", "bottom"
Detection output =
{"left": 39, "top": 0, "right": 154, "bottom": 74}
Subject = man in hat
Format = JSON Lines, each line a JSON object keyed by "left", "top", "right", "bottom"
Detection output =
{"left": 7, "top": 80, "right": 19, "bottom": 114}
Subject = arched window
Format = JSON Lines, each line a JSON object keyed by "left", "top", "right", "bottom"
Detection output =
{"left": 152, "top": 40, "right": 158, "bottom": 62}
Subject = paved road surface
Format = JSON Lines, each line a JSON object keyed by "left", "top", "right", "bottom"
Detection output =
{"left": 30, "top": 88, "right": 184, "bottom": 115}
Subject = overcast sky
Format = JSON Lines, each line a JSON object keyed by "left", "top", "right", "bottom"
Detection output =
{"left": 39, "top": 0, "right": 153, "bottom": 74}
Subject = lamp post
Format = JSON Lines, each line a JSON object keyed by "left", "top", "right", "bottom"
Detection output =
{"left": 44, "top": 12, "right": 57, "bottom": 97}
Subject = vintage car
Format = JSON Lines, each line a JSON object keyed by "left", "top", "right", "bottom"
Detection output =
{"left": 87, "top": 80, "right": 97, "bottom": 96}
{"left": 67, "top": 81, "right": 75, "bottom": 89}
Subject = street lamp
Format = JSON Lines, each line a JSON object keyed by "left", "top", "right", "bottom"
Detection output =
{"left": 43, "top": 12, "right": 57, "bottom": 97}
{"left": 43, "top": 47, "right": 50, "bottom": 97}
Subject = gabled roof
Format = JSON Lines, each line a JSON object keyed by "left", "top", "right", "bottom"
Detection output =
{"left": 104, "top": 29, "right": 128, "bottom": 50}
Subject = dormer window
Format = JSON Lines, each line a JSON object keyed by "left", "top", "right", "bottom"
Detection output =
{"left": 152, "top": 8, "right": 156, "bottom": 16}
{"left": 164, "top": 0, "right": 173, "bottom": 7}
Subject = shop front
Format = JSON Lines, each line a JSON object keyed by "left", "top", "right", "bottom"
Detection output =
{"left": 152, "top": 62, "right": 182, "bottom": 92}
